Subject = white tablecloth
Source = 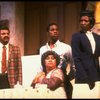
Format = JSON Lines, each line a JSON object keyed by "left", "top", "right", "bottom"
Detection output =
{"left": 72, "top": 81, "right": 100, "bottom": 99}
{"left": 0, "top": 86, "right": 67, "bottom": 99}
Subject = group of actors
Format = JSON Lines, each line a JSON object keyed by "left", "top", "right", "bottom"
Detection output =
{"left": 0, "top": 10, "right": 100, "bottom": 99}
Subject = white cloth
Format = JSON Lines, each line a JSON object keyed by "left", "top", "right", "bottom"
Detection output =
{"left": 40, "top": 40, "right": 72, "bottom": 56}
{"left": 14, "top": 82, "right": 22, "bottom": 88}
{"left": 86, "top": 31, "right": 96, "bottom": 54}
{"left": 39, "top": 40, "right": 72, "bottom": 68}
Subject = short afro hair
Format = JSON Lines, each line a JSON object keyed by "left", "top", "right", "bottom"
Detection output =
{"left": 80, "top": 10, "right": 95, "bottom": 28}
{"left": 41, "top": 51, "right": 60, "bottom": 74}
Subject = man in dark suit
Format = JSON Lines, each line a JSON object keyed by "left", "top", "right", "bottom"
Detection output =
{"left": 0, "top": 21, "right": 22, "bottom": 89}
{"left": 71, "top": 10, "right": 100, "bottom": 89}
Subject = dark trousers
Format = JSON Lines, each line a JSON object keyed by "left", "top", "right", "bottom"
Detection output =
{"left": 0, "top": 73, "right": 10, "bottom": 89}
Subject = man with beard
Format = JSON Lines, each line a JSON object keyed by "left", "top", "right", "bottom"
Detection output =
{"left": 39, "top": 23, "right": 75, "bottom": 99}
{"left": 0, "top": 22, "right": 22, "bottom": 89}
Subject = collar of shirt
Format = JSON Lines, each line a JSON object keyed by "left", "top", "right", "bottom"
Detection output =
{"left": 46, "top": 40, "right": 60, "bottom": 49}
{"left": 0, "top": 43, "right": 9, "bottom": 48}
{"left": 86, "top": 31, "right": 92, "bottom": 34}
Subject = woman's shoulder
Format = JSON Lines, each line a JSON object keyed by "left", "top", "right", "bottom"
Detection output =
{"left": 51, "top": 68, "right": 64, "bottom": 81}
{"left": 52, "top": 68, "right": 63, "bottom": 75}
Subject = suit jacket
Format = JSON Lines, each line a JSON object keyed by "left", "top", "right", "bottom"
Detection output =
{"left": 71, "top": 31, "right": 100, "bottom": 83}
{"left": 7, "top": 44, "right": 22, "bottom": 88}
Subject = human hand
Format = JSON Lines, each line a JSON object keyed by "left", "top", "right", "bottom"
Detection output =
{"left": 88, "top": 81, "right": 95, "bottom": 90}
{"left": 36, "top": 72, "right": 45, "bottom": 83}
{"left": 82, "top": 77, "right": 95, "bottom": 90}
{"left": 31, "top": 72, "right": 45, "bottom": 84}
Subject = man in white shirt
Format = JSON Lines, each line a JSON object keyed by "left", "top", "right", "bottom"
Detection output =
{"left": 40, "top": 23, "right": 75, "bottom": 78}
{"left": 39, "top": 23, "right": 75, "bottom": 99}
{"left": 0, "top": 20, "right": 22, "bottom": 89}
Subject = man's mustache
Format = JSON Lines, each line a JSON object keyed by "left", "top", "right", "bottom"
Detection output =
{"left": 4, "top": 36, "right": 9, "bottom": 40}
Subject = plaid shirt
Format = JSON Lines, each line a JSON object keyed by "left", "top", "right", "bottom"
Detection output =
{"left": 7, "top": 44, "right": 22, "bottom": 88}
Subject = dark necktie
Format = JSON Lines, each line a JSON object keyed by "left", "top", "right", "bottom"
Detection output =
{"left": 2, "top": 45, "right": 7, "bottom": 73}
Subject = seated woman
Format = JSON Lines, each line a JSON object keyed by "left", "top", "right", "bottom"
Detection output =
{"left": 31, "top": 51, "right": 67, "bottom": 98}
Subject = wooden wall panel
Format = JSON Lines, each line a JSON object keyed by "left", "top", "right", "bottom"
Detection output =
{"left": 24, "top": 2, "right": 82, "bottom": 55}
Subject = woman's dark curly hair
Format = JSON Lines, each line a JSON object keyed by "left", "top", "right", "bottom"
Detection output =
{"left": 41, "top": 51, "right": 60, "bottom": 74}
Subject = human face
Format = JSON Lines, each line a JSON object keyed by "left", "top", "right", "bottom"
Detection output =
{"left": 48, "top": 25, "right": 59, "bottom": 41}
{"left": 0, "top": 29, "right": 10, "bottom": 45}
{"left": 80, "top": 16, "right": 91, "bottom": 31}
{"left": 45, "top": 55, "right": 57, "bottom": 73}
